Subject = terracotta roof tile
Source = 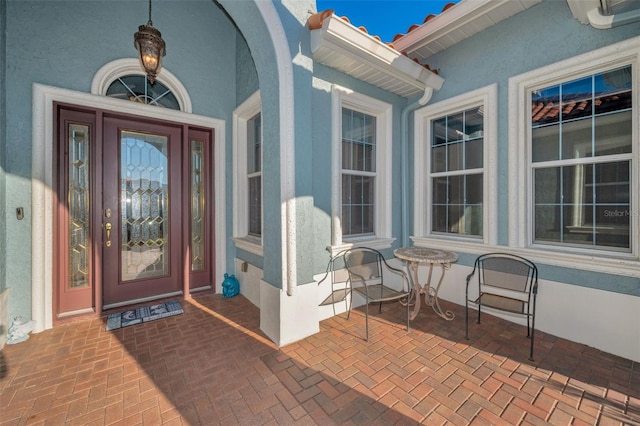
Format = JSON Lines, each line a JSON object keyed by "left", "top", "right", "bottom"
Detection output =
{"left": 393, "top": 2, "right": 458, "bottom": 42}
{"left": 308, "top": 9, "right": 440, "bottom": 75}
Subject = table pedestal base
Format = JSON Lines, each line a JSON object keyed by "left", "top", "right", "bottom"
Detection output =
{"left": 407, "top": 261, "right": 455, "bottom": 321}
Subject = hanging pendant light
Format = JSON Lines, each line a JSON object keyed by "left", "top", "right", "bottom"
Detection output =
{"left": 134, "top": 0, "right": 166, "bottom": 84}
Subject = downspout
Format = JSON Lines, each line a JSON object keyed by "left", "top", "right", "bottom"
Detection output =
{"left": 401, "top": 87, "right": 434, "bottom": 247}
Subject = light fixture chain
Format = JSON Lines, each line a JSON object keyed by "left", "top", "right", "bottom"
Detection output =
{"left": 148, "top": 0, "right": 153, "bottom": 26}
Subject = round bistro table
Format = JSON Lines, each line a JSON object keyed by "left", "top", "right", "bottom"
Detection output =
{"left": 394, "top": 247, "right": 458, "bottom": 321}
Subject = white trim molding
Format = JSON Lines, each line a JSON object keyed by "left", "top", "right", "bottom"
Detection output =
{"left": 31, "top": 83, "right": 226, "bottom": 332}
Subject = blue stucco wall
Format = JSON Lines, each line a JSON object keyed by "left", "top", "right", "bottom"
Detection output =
{"left": 4, "top": 0, "right": 240, "bottom": 320}
{"left": 408, "top": 0, "right": 640, "bottom": 293}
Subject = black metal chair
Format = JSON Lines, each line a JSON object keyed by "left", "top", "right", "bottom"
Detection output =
{"left": 344, "top": 247, "right": 411, "bottom": 341}
{"left": 465, "top": 253, "right": 539, "bottom": 360}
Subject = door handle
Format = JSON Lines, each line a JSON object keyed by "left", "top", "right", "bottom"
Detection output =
{"left": 105, "top": 222, "right": 112, "bottom": 247}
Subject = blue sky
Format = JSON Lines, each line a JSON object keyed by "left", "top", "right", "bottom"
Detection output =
{"left": 315, "top": 0, "right": 457, "bottom": 43}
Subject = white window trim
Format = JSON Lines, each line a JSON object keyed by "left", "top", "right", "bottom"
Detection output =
{"left": 412, "top": 84, "right": 498, "bottom": 252}
{"left": 508, "top": 35, "right": 640, "bottom": 275}
{"left": 329, "top": 86, "right": 394, "bottom": 256}
{"left": 232, "top": 91, "right": 263, "bottom": 256}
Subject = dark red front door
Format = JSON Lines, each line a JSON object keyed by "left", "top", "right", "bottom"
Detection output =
{"left": 101, "top": 117, "right": 183, "bottom": 307}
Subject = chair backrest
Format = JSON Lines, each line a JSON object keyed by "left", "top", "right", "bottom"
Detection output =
{"left": 344, "top": 248, "right": 383, "bottom": 283}
{"left": 476, "top": 253, "right": 537, "bottom": 295}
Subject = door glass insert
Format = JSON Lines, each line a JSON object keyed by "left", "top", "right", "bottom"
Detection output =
{"left": 191, "top": 140, "right": 205, "bottom": 271}
{"left": 121, "top": 131, "right": 169, "bottom": 281}
{"left": 68, "top": 124, "right": 90, "bottom": 289}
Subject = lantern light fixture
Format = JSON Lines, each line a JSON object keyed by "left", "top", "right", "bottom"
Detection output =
{"left": 134, "top": 0, "right": 166, "bottom": 84}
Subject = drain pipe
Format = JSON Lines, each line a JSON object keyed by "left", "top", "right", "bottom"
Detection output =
{"left": 401, "top": 88, "right": 434, "bottom": 247}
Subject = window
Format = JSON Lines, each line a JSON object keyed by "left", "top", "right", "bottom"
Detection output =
{"left": 232, "top": 91, "right": 263, "bottom": 255}
{"left": 413, "top": 85, "right": 498, "bottom": 248}
{"left": 247, "top": 112, "right": 262, "bottom": 238}
{"left": 509, "top": 36, "right": 638, "bottom": 266}
{"left": 330, "top": 87, "right": 393, "bottom": 254}
{"left": 531, "top": 66, "right": 632, "bottom": 251}
{"left": 342, "top": 108, "right": 376, "bottom": 236}
{"left": 431, "top": 107, "right": 484, "bottom": 237}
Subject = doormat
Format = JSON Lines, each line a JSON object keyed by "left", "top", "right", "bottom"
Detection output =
{"left": 105, "top": 300, "right": 183, "bottom": 331}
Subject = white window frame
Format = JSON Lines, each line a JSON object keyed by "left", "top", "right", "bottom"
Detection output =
{"left": 329, "top": 86, "right": 394, "bottom": 256}
{"left": 509, "top": 36, "right": 639, "bottom": 274}
{"left": 412, "top": 84, "right": 498, "bottom": 251}
{"left": 232, "top": 91, "right": 263, "bottom": 256}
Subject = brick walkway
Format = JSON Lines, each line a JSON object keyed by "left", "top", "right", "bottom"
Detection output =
{"left": 1, "top": 294, "right": 638, "bottom": 425}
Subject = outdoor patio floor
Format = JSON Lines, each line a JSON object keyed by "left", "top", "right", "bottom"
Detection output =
{"left": 1, "top": 293, "right": 638, "bottom": 425}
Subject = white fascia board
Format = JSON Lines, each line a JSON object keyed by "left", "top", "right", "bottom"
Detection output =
{"left": 394, "top": 0, "right": 543, "bottom": 54}
{"left": 311, "top": 14, "right": 444, "bottom": 92}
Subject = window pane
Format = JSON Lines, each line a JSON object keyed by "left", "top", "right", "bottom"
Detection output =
{"left": 432, "top": 205, "right": 447, "bottom": 233}
{"left": 562, "top": 76, "right": 592, "bottom": 121}
{"left": 532, "top": 85, "right": 560, "bottom": 126}
{"left": 532, "top": 124, "right": 559, "bottom": 162}
{"left": 248, "top": 176, "right": 261, "bottom": 237}
{"left": 447, "top": 141, "right": 463, "bottom": 172}
{"left": 431, "top": 145, "right": 446, "bottom": 173}
{"left": 594, "top": 111, "right": 632, "bottom": 156}
{"left": 432, "top": 177, "right": 447, "bottom": 204}
{"left": 466, "top": 174, "right": 483, "bottom": 205}
{"left": 594, "top": 66, "right": 632, "bottom": 115}
{"left": 247, "top": 113, "right": 261, "bottom": 174}
{"left": 465, "top": 138, "right": 483, "bottom": 169}
{"left": 448, "top": 113, "right": 464, "bottom": 142}
{"left": 562, "top": 118, "right": 592, "bottom": 159}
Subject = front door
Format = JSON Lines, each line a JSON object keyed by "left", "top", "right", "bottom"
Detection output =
{"left": 55, "top": 106, "right": 214, "bottom": 317}
{"left": 102, "top": 117, "right": 183, "bottom": 307}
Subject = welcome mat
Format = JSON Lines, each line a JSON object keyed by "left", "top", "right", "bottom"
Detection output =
{"left": 106, "top": 300, "right": 183, "bottom": 331}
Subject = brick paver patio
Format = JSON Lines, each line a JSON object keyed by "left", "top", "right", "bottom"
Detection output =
{"left": 1, "top": 293, "right": 638, "bottom": 425}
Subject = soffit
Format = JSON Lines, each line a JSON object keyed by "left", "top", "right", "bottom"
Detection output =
{"left": 393, "top": 0, "right": 543, "bottom": 63}
{"left": 309, "top": 11, "right": 445, "bottom": 99}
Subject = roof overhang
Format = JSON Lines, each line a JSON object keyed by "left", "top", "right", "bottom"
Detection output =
{"left": 393, "top": 0, "right": 543, "bottom": 62}
{"left": 309, "top": 13, "right": 444, "bottom": 99}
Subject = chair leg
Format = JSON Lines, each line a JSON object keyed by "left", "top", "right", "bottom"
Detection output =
{"left": 465, "top": 300, "right": 469, "bottom": 340}
{"left": 365, "top": 302, "right": 370, "bottom": 341}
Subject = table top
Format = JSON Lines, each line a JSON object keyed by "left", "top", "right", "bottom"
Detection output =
{"left": 394, "top": 247, "right": 458, "bottom": 264}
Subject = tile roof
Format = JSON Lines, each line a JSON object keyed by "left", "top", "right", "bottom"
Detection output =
{"left": 392, "top": 2, "right": 458, "bottom": 42}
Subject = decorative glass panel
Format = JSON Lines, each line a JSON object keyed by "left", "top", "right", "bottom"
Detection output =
{"left": 120, "top": 131, "right": 169, "bottom": 281}
{"left": 106, "top": 75, "right": 180, "bottom": 110}
{"left": 68, "top": 124, "right": 90, "bottom": 289}
{"left": 191, "top": 140, "right": 205, "bottom": 272}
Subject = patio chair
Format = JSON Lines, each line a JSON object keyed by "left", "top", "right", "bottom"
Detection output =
{"left": 465, "top": 253, "right": 539, "bottom": 360}
{"left": 344, "top": 247, "right": 411, "bottom": 341}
